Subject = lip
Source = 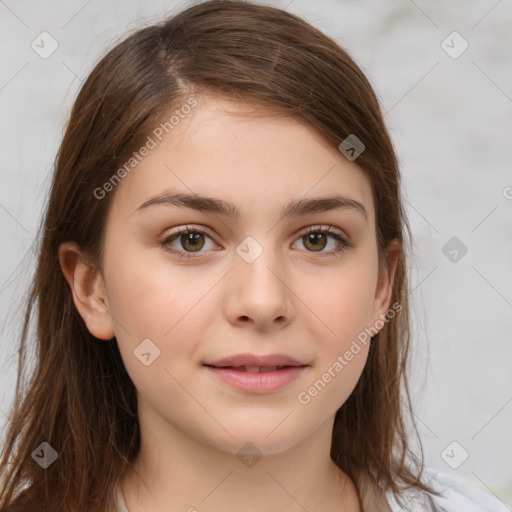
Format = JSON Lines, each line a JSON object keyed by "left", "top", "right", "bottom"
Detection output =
{"left": 204, "top": 365, "right": 308, "bottom": 393}
{"left": 204, "top": 352, "right": 306, "bottom": 368}
{"left": 203, "top": 353, "right": 309, "bottom": 394}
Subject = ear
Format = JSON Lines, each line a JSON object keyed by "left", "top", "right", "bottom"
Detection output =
{"left": 58, "top": 241, "right": 115, "bottom": 340}
{"left": 370, "top": 238, "right": 400, "bottom": 331}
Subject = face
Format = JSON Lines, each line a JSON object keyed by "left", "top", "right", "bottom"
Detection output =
{"left": 63, "top": 94, "right": 396, "bottom": 457}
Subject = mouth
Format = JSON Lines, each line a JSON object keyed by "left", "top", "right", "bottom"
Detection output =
{"left": 204, "top": 364, "right": 305, "bottom": 373}
{"left": 202, "top": 364, "right": 309, "bottom": 393}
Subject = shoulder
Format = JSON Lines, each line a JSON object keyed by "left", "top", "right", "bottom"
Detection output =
{"left": 385, "top": 468, "right": 510, "bottom": 512}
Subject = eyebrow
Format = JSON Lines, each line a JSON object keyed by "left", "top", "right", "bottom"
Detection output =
{"left": 133, "top": 190, "right": 368, "bottom": 221}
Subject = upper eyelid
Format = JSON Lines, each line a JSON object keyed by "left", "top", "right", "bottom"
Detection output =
{"left": 164, "top": 224, "right": 349, "bottom": 244}
{"left": 165, "top": 224, "right": 349, "bottom": 238}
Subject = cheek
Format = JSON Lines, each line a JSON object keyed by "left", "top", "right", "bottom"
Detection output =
{"left": 104, "top": 250, "right": 217, "bottom": 382}
{"left": 108, "top": 248, "right": 214, "bottom": 336}
{"left": 106, "top": 255, "right": 215, "bottom": 415}
{"left": 302, "top": 256, "right": 378, "bottom": 345}
{"left": 296, "top": 277, "right": 372, "bottom": 414}
{"left": 294, "top": 256, "right": 376, "bottom": 407}
{"left": 296, "top": 347, "right": 369, "bottom": 417}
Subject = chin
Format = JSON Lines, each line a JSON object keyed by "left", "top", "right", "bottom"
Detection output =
{"left": 205, "top": 423, "right": 307, "bottom": 457}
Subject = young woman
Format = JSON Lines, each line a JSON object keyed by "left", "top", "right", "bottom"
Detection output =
{"left": 0, "top": 1, "right": 507, "bottom": 511}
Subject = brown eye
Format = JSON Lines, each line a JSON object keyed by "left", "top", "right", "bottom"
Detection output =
{"left": 161, "top": 226, "right": 216, "bottom": 258}
{"left": 160, "top": 224, "right": 351, "bottom": 260}
{"left": 292, "top": 226, "right": 351, "bottom": 257}
{"left": 302, "top": 232, "right": 328, "bottom": 252}
{"left": 178, "top": 230, "right": 206, "bottom": 252}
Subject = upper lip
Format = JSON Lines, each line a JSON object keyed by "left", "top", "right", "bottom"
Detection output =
{"left": 204, "top": 353, "right": 307, "bottom": 368}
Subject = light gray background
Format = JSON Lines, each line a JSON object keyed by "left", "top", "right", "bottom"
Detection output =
{"left": 1, "top": 0, "right": 511, "bottom": 504}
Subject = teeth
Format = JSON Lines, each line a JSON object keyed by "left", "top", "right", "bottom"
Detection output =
{"left": 241, "top": 366, "right": 280, "bottom": 373}
{"left": 259, "top": 366, "right": 278, "bottom": 372}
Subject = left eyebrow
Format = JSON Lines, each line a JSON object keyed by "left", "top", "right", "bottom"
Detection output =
{"left": 132, "top": 190, "right": 368, "bottom": 222}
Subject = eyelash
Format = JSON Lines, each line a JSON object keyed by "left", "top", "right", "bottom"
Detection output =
{"left": 160, "top": 225, "right": 352, "bottom": 260}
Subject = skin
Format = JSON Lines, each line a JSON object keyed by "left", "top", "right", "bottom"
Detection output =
{"left": 59, "top": 94, "right": 398, "bottom": 512}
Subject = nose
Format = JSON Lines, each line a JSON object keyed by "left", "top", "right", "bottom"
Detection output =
{"left": 223, "top": 238, "right": 295, "bottom": 331}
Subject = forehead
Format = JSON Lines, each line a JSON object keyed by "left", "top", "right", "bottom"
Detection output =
{"left": 108, "top": 94, "right": 375, "bottom": 225}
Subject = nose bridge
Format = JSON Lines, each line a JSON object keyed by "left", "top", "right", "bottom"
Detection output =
{"left": 229, "top": 232, "right": 292, "bottom": 321}
{"left": 235, "top": 233, "right": 283, "bottom": 290}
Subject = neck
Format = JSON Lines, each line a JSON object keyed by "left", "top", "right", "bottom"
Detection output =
{"left": 119, "top": 398, "right": 362, "bottom": 512}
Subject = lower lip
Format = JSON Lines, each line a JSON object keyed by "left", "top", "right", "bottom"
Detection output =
{"left": 204, "top": 365, "right": 308, "bottom": 393}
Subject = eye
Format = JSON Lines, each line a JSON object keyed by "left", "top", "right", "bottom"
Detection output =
{"left": 160, "top": 224, "right": 352, "bottom": 260}
{"left": 291, "top": 225, "right": 351, "bottom": 257}
{"left": 160, "top": 225, "right": 217, "bottom": 259}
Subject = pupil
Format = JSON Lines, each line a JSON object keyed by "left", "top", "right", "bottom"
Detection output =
{"left": 183, "top": 232, "right": 204, "bottom": 251}
{"left": 306, "top": 233, "right": 326, "bottom": 251}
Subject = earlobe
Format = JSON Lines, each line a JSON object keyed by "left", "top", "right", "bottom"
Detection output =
{"left": 371, "top": 239, "right": 400, "bottom": 331}
{"left": 58, "top": 241, "right": 115, "bottom": 340}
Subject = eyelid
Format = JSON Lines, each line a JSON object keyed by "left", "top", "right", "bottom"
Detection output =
{"left": 160, "top": 225, "right": 219, "bottom": 259}
{"left": 163, "top": 224, "right": 218, "bottom": 245}
{"left": 160, "top": 223, "right": 352, "bottom": 259}
{"left": 162, "top": 224, "right": 349, "bottom": 241}
{"left": 299, "top": 224, "right": 349, "bottom": 240}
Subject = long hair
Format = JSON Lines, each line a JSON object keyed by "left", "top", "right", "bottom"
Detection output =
{"left": 0, "top": 1, "right": 442, "bottom": 510}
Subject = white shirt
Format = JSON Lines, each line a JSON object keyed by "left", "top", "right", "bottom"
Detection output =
{"left": 115, "top": 468, "right": 511, "bottom": 511}
{"left": 385, "top": 468, "right": 510, "bottom": 512}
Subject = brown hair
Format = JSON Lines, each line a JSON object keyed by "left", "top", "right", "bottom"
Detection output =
{"left": 0, "top": 1, "right": 442, "bottom": 511}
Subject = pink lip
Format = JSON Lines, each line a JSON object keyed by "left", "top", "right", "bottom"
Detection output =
{"left": 204, "top": 352, "right": 306, "bottom": 368}
{"left": 204, "top": 365, "right": 308, "bottom": 393}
